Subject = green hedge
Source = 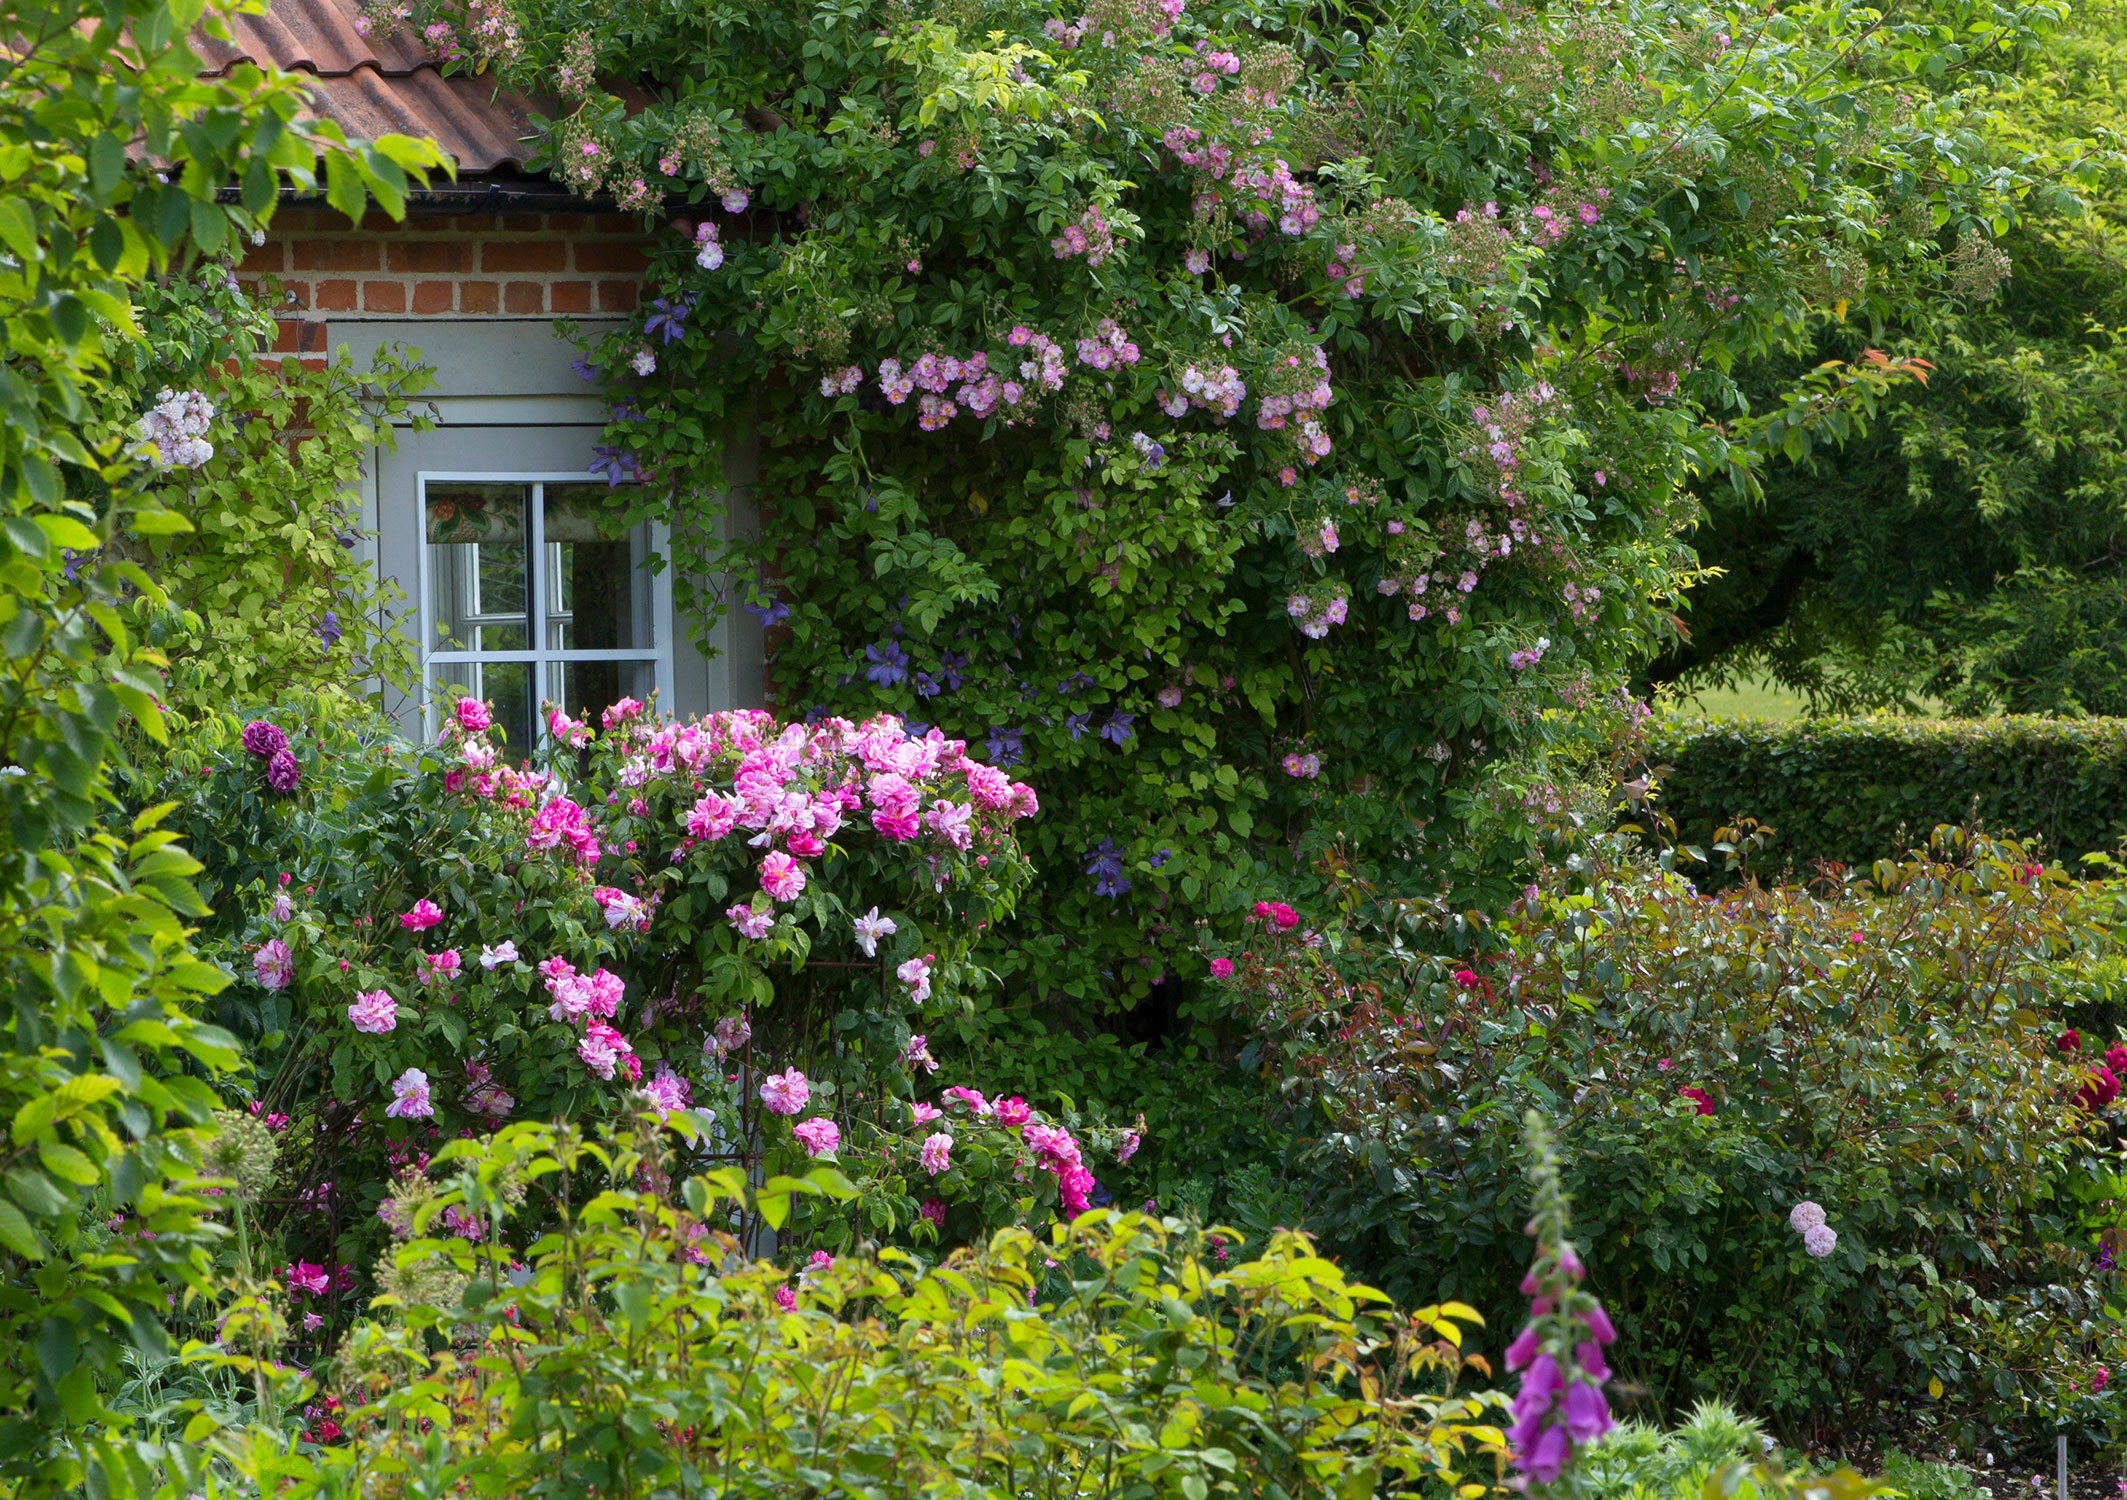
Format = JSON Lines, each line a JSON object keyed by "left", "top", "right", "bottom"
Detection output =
{"left": 1646, "top": 716, "right": 2127, "bottom": 877}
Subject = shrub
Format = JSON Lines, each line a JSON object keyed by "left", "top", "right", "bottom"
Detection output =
{"left": 190, "top": 1118, "right": 1512, "bottom": 1500}
{"left": 146, "top": 694, "right": 1170, "bottom": 1351}
{"left": 1213, "top": 831, "right": 2127, "bottom": 1454}
{"left": 1644, "top": 716, "right": 2127, "bottom": 879}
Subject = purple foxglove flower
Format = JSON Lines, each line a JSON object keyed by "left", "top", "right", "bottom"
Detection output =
{"left": 1523, "top": 1421, "right": 1572, "bottom": 1483}
{"left": 1582, "top": 1302, "right": 1617, "bottom": 1344}
{"left": 1562, "top": 1378, "right": 1613, "bottom": 1443}
{"left": 1505, "top": 1322, "right": 1541, "bottom": 1372}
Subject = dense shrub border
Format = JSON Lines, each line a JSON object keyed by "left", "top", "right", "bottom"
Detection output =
{"left": 1646, "top": 716, "right": 2127, "bottom": 876}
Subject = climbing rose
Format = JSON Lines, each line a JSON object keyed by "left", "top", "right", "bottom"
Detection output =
{"left": 265, "top": 747, "right": 301, "bottom": 793}
{"left": 240, "top": 720, "right": 288, "bottom": 758}
{"left": 1803, "top": 1223, "right": 1839, "bottom": 1258}
{"left": 454, "top": 697, "right": 491, "bottom": 732}
{"left": 1209, "top": 957, "right": 1235, "bottom": 978}
{"left": 792, "top": 1117, "right": 841, "bottom": 1157}
{"left": 853, "top": 906, "right": 897, "bottom": 956}
{"left": 347, "top": 989, "right": 397, "bottom": 1034}
{"left": 285, "top": 1261, "right": 330, "bottom": 1296}
{"left": 253, "top": 939, "right": 295, "bottom": 991}
{"left": 1788, "top": 1201, "right": 1826, "bottom": 1234}
{"left": 919, "top": 1131, "right": 953, "bottom": 1176}
{"left": 385, "top": 1068, "right": 432, "bottom": 1119}
{"left": 727, "top": 902, "right": 774, "bottom": 939}
{"left": 577, "top": 1022, "right": 635, "bottom": 1081}
{"left": 773, "top": 1284, "right": 795, "bottom": 1310}
{"left": 759, "top": 1069, "right": 810, "bottom": 1115}
{"left": 641, "top": 1062, "right": 690, "bottom": 1118}
{"left": 760, "top": 850, "right": 807, "bottom": 901}
{"left": 399, "top": 900, "right": 443, "bottom": 931}
{"left": 1677, "top": 1086, "right": 1714, "bottom": 1115}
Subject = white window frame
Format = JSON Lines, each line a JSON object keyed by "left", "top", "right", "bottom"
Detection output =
{"left": 414, "top": 471, "right": 676, "bottom": 742}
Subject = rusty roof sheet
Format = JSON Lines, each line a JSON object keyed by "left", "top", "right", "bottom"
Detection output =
{"left": 196, "top": 0, "right": 545, "bottom": 174}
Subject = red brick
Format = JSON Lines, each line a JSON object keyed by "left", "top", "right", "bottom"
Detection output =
{"left": 362, "top": 280, "right": 407, "bottom": 313}
{"left": 481, "top": 239, "right": 568, "bottom": 273}
{"left": 451, "top": 215, "right": 499, "bottom": 233}
{"left": 594, "top": 216, "right": 639, "bottom": 234}
{"left": 294, "top": 239, "right": 379, "bottom": 272}
{"left": 547, "top": 214, "right": 587, "bottom": 233}
{"left": 359, "top": 210, "right": 398, "bottom": 232}
{"left": 411, "top": 280, "right": 455, "bottom": 314}
{"left": 503, "top": 280, "right": 544, "bottom": 314}
{"left": 459, "top": 279, "right": 499, "bottom": 314}
{"left": 549, "top": 279, "right": 592, "bottom": 313}
{"left": 503, "top": 214, "right": 546, "bottom": 232}
{"left": 596, "top": 280, "right": 638, "bottom": 312}
{"left": 389, "top": 240, "right": 476, "bottom": 273}
{"left": 574, "top": 240, "right": 648, "bottom": 273}
{"left": 270, "top": 319, "right": 327, "bottom": 354}
{"left": 239, "top": 241, "right": 285, "bottom": 273}
{"left": 313, "top": 279, "right": 358, "bottom": 312}
{"left": 270, "top": 209, "right": 316, "bottom": 234}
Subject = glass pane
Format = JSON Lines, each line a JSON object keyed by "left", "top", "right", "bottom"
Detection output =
{"left": 432, "top": 662, "right": 532, "bottom": 761}
{"left": 546, "top": 659, "right": 659, "bottom": 731}
{"left": 544, "top": 484, "right": 654, "bottom": 652}
{"left": 426, "top": 484, "right": 529, "bottom": 652}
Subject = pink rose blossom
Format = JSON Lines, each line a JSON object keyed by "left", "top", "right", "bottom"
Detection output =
{"left": 347, "top": 989, "right": 397, "bottom": 1034}
{"left": 253, "top": 939, "right": 294, "bottom": 991}
{"left": 728, "top": 902, "right": 775, "bottom": 940}
{"left": 399, "top": 900, "right": 443, "bottom": 931}
{"left": 386, "top": 1068, "right": 432, "bottom": 1119}
{"left": 920, "top": 1131, "right": 954, "bottom": 1176}
{"left": 792, "top": 1117, "right": 841, "bottom": 1157}
{"left": 760, "top": 850, "right": 808, "bottom": 902}
{"left": 759, "top": 1068, "right": 810, "bottom": 1116}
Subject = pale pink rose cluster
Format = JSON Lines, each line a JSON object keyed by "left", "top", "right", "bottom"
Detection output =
{"left": 1285, "top": 582, "right": 1349, "bottom": 640}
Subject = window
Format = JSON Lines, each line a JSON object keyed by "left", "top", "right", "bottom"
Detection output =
{"left": 419, "top": 476, "right": 671, "bottom": 754}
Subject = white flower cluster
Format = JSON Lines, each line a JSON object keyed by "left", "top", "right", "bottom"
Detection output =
{"left": 136, "top": 387, "right": 215, "bottom": 470}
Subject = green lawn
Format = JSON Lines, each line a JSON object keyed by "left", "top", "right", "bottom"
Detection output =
{"left": 1656, "top": 673, "right": 1816, "bottom": 721}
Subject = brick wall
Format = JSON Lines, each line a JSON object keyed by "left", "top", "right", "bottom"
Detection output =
{"left": 240, "top": 208, "right": 650, "bottom": 322}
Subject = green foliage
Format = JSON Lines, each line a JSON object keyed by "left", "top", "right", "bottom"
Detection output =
{"left": 0, "top": 0, "right": 443, "bottom": 1490}
{"left": 1877, "top": 1451, "right": 1990, "bottom": 1500}
{"left": 1644, "top": 714, "right": 2127, "bottom": 879}
{"left": 1213, "top": 831, "right": 2127, "bottom": 1450}
{"left": 99, "top": 271, "right": 433, "bottom": 721}
{"left": 1661, "top": 0, "right": 2127, "bottom": 715}
{"left": 189, "top": 1118, "right": 1512, "bottom": 1500}
{"left": 1579, "top": 1401, "right": 1770, "bottom": 1500}
{"left": 361, "top": 0, "right": 2056, "bottom": 1027}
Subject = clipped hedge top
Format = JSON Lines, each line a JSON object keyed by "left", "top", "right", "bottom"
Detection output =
{"left": 1645, "top": 713, "right": 2127, "bottom": 876}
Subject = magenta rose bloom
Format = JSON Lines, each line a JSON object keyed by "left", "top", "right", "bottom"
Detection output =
{"left": 265, "top": 747, "right": 301, "bottom": 793}
{"left": 241, "top": 720, "right": 288, "bottom": 759}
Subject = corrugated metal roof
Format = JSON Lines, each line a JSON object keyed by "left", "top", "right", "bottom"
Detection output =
{"left": 196, "top": 0, "right": 544, "bottom": 174}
